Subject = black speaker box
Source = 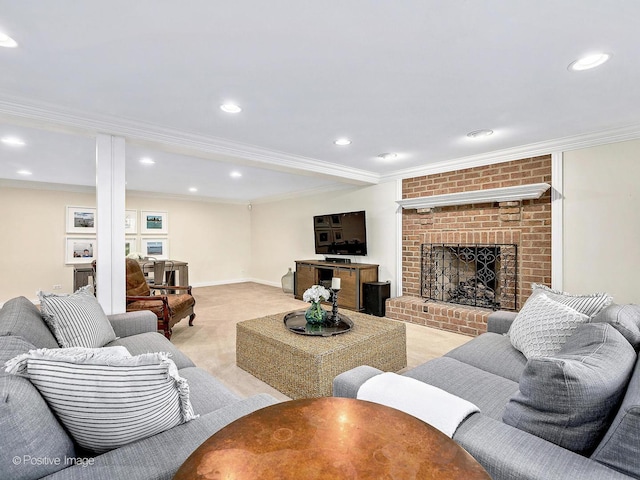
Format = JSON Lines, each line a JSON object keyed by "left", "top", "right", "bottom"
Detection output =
{"left": 363, "top": 282, "right": 391, "bottom": 317}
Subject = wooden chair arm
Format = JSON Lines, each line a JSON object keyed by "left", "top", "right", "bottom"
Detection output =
{"left": 126, "top": 295, "right": 170, "bottom": 303}
{"left": 149, "top": 285, "right": 193, "bottom": 294}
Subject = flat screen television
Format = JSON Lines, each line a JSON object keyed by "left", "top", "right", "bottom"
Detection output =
{"left": 313, "top": 210, "right": 367, "bottom": 256}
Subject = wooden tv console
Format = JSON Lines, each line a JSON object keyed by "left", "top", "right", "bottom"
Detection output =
{"left": 294, "top": 260, "right": 379, "bottom": 311}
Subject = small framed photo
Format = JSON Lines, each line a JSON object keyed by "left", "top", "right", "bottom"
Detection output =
{"left": 141, "top": 238, "right": 168, "bottom": 260}
{"left": 125, "top": 210, "right": 138, "bottom": 234}
{"left": 66, "top": 206, "right": 96, "bottom": 234}
{"left": 125, "top": 237, "right": 138, "bottom": 257}
{"left": 65, "top": 238, "right": 96, "bottom": 264}
{"left": 333, "top": 229, "right": 343, "bottom": 242}
{"left": 141, "top": 211, "right": 168, "bottom": 235}
{"left": 330, "top": 215, "right": 342, "bottom": 227}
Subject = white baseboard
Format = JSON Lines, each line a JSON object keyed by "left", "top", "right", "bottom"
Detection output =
{"left": 189, "top": 278, "right": 282, "bottom": 289}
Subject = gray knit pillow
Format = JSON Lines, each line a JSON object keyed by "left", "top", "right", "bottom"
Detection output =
{"left": 508, "top": 293, "right": 589, "bottom": 359}
{"left": 39, "top": 285, "right": 117, "bottom": 348}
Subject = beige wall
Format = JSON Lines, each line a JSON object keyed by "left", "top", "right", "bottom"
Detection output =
{"left": 563, "top": 139, "right": 640, "bottom": 303}
{"left": 249, "top": 181, "right": 400, "bottom": 295}
{"left": 0, "top": 186, "right": 251, "bottom": 303}
{"left": 125, "top": 194, "right": 251, "bottom": 287}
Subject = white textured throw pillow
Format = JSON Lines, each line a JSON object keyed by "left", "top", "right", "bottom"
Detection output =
{"left": 4, "top": 347, "right": 197, "bottom": 454}
{"left": 509, "top": 293, "right": 589, "bottom": 359}
{"left": 39, "top": 285, "right": 117, "bottom": 348}
{"left": 530, "top": 283, "right": 612, "bottom": 318}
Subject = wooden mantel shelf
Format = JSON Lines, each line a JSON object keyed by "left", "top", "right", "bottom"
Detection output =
{"left": 396, "top": 183, "right": 551, "bottom": 210}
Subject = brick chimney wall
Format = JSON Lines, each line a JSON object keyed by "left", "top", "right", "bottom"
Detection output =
{"left": 386, "top": 155, "right": 552, "bottom": 336}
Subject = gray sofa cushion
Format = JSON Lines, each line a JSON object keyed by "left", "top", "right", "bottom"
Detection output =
{"left": 43, "top": 393, "right": 278, "bottom": 480}
{"left": 591, "top": 303, "right": 640, "bottom": 351}
{"left": 455, "top": 414, "right": 633, "bottom": 480}
{"left": 106, "top": 332, "right": 195, "bottom": 370}
{"left": 0, "top": 296, "right": 59, "bottom": 349}
{"left": 178, "top": 367, "right": 240, "bottom": 416}
{"left": 0, "top": 335, "right": 35, "bottom": 363}
{"left": 503, "top": 323, "right": 636, "bottom": 455}
{"left": 591, "top": 356, "right": 640, "bottom": 478}
{"left": 445, "top": 332, "right": 527, "bottom": 382}
{"left": 1, "top": 336, "right": 76, "bottom": 480}
{"left": 403, "top": 357, "right": 519, "bottom": 420}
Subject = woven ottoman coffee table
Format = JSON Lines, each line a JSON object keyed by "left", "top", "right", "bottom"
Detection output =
{"left": 236, "top": 310, "right": 406, "bottom": 399}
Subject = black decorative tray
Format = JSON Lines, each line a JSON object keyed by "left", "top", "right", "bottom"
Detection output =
{"left": 283, "top": 310, "right": 353, "bottom": 336}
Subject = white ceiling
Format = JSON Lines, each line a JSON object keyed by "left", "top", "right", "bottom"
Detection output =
{"left": 1, "top": 1, "right": 639, "bottom": 202}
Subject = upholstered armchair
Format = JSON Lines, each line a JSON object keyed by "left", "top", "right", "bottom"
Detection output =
{"left": 125, "top": 258, "right": 195, "bottom": 339}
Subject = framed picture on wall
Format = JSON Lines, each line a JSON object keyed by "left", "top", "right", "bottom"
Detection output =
{"left": 66, "top": 206, "right": 96, "bottom": 234}
{"left": 124, "top": 237, "right": 138, "bottom": 257}
{"left": 141, "top": 210, "right": 168, "bottom": 235}
{"left": 141, "top": 238, "right": 169, "bottom": 260}
{"left": 125, "top": 209, "right": 138, "bottom": 234}
{"left": 65, "top": 237, "right": 97, "bottom": 264}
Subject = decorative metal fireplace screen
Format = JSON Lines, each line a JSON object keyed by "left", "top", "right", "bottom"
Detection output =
{"left": 421, "top": 243, "right": 518, "bottom": 310}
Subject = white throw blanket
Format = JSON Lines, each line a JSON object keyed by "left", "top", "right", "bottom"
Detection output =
{"left": 356, "top": 372, "right": 480, "bottom": 437}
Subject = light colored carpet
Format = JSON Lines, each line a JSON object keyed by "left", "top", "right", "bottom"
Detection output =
{"left": 170, "top": 282, "right": 471, "bottom": 402}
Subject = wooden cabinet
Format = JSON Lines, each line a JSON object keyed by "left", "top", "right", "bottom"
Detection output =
{"left": 295, "top": 260, "right": 379, "bottom": 311}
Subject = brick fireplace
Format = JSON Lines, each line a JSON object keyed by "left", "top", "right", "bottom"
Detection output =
{"left": 386, "top": 155, "right": 552, "bottom": 336}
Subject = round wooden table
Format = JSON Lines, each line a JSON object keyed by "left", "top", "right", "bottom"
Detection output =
{"left": 173, "top": 397, "right": 490, "bottom": 480}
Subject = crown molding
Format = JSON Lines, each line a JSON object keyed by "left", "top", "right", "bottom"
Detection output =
{"left": 0, "top": 93, "right": 378, "bottom": 185}
{"left": 396, "top": 183, "right": 550, "bottom": 210}
{"left": 381, "top": 123, "right": 640, "bottom": 182}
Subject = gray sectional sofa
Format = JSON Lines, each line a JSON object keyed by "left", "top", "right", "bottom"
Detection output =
{"left": 334, "top": 305, "right": 640, "bottom": 480}
{"left": 0, "top": 296, "right": 279, "bottom": 480}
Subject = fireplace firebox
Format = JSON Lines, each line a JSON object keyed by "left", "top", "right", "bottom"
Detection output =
{"left": 421, "top": 243, "right": 518, "bottom": 311}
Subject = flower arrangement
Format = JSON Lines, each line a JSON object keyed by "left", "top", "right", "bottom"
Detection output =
{"left": 302, "top": 285, "right": 331, "bottom": 325}
{"left": 303, "top": 284, "right": 331, "bottom": 303}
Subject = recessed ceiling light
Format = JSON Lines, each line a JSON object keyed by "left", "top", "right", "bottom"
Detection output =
{"left": 0, "top": 32, "right": 18, "bottom": 48}
{"left": 140, "top": 157, "right": 155, "bottom": 165}
{"left": 568, "top": 53, "right": 611, "bottom": 71}
{"left": 220, "top": 103, "right": 242, "bottom": 114}
{"left": 1, "top": 136, "right": 25, "bottom": 146}
{"left": 17, "top": 169, "right": 32, "bottom": 176}
{"left": 188, "top": 187, "right": 198, "bottom": 193}
{"left": 466, "top": 129, "right": 494, "bottom": 139}
{"left": 334, "top": 138, "right": 352, "bottom": 146}
{"left": 377, "top": 152, "right": 398, "bottom": 161}
{"left": 230, "top": 171, "right": 242, "bottom": 178}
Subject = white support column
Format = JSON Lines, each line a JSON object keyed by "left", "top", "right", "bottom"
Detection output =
{"left": 95, "top": 134, "right": 126, "bottom": 314}
{"left": 551, "top": 151, "right": 564, "bottom": 290}
{"left": 395, "top": 178, "right": 403, "bottom": 298}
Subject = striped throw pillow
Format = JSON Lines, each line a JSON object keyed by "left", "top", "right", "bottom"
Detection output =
{"left": 530, "top": 283, "right": 612, "bottom": 318}
{"left": 39, "top": 285, "right": 117, "bottom": 348}
{"left": 4, "top": 347, "right": 197, "bottom": 454}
